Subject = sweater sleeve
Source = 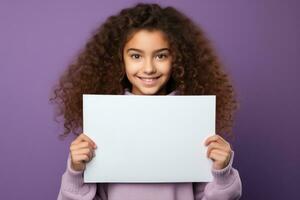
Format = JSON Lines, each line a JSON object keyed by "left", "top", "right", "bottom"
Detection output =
{"left": 193, "top": 151, "right": 242, "bottom": 200}
{"left": 57, "top": 153, "right": 105, "bottom": 200}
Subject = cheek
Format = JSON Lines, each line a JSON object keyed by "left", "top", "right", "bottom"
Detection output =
{"left": 159, "top": 62, "right": 172, "bottom": 76}
{"left": 125, "top": 64, "right": 139, "bottom": 76}
{"left": 123, "top": 55, "right": 135, "bottom": 80}
{"left": 124, "top": 60, "right": 135, "bottom": 75}
{"left": 124, "top": 57, "right": 140, "bottom": 73}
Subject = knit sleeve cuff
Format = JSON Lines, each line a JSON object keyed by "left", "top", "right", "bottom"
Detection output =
{"left": 61, "top": 153, "right": 88, "bottom": 193}
{"left": 211, "top": 150, "right": 237, "bottom": 186}
{"left": 66, "top": 153, "right": 84, "bottom": 176}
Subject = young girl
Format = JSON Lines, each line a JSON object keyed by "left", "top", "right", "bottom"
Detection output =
{"left": 51, "top": 3, "right": 242, "bottom": 200}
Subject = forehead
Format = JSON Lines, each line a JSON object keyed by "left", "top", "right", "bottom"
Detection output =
{"left": 124, "top": 29, "right": 170, "bottom": 50}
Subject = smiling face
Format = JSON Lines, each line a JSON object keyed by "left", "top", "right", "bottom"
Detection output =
{"left": 123, "top": 29, "right": 172, "bottom": 95}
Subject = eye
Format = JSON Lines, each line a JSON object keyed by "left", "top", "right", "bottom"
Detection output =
{"left": 156, "top": 53, "right": 168, "bottom": 60}
{"left": 130, "top": 54, "right": 141, "bottom": 60}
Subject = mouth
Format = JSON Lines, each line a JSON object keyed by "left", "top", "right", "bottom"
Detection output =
{"left": 137, "top": 75, "right": 161, "bottom": 85}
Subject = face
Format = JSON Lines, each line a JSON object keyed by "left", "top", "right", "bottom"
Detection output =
{"left": 123, "top": 29, "right": 172, "bottom": 95}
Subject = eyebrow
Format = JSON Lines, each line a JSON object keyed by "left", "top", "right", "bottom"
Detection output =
{"left": 126, "top": 48, "right": 170, "bottom": 54}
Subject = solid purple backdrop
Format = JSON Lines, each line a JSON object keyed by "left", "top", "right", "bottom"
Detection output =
{"left": 0, "top": 1, "right": 299, "bottom": 199}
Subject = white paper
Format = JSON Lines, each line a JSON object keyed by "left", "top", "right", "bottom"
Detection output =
{"left": 83, "top": 95, "right": 215, "bottom": 183}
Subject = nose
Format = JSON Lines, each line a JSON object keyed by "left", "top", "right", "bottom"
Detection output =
{"left": 143, "top": 58, "right": 157, "bottom": 74}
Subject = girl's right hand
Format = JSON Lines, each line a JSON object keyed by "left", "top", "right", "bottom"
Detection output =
{"left": 69, "top": 133, "right": 97, "bottom": 171}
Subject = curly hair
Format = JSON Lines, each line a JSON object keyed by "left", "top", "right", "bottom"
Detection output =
{"left": 49, "top": 3, "right": 239, "bottom": 140}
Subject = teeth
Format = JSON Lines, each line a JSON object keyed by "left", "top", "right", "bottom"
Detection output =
{"left": 139, "top": 76, "right": 158, "bottom": 80}
{"left": 141, "top": 78, "right": 155, "bottom": 81}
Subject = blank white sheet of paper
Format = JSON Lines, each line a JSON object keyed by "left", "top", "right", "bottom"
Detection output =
{"left": 83, "top": 94, "right": 215, "bottom": 183}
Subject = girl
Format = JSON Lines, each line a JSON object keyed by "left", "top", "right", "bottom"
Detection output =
{"left": 51, "top": 3, "right": 242, "bottom": 200}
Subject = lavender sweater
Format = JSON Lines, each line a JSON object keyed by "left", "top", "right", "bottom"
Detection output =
{"left": 57, "top": 90, "right": 242, "bottom": 200}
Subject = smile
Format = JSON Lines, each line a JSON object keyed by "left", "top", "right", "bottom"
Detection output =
{"left": 137, "top": 76, "right": 161, "bottom": 85}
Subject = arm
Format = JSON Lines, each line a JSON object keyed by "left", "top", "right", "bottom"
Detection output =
{"left": 57, "top": 133, "right": 108, "bottom": 200}
{"left": 193, "top": 151, "right": 242, "bottom": 200}
{"left": 57, "top": 154, "right": 102, "bottom": 200}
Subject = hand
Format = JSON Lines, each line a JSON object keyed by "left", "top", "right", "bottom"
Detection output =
{"left": 204, "top": 134, "right": 232, "bottom": 170}
{"left": 70, "top": 133, "right": 97, "bottom": 171}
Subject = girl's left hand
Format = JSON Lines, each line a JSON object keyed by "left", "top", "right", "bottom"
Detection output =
{"left": 204, "top": 134, "right": 232, "bottom": 170}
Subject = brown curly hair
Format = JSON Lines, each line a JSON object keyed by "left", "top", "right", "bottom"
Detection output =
{"left": 49, "top": 3, "right": 239, "bottom": 140}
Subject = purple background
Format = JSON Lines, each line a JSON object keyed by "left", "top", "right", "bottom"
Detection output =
{"left": 0, "top": 1, "right": 299, "bottom": 199}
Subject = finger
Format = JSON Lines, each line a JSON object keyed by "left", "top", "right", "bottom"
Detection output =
{"left": 208, "top": 149, "right": 231, "bottom": 166}
{"left": 204, "top": 134, "right": 218, "bottom": 146}
{"left": 72, "top": 133, "right": 97, "bottom": 148}
{"left": 209, "top": 152, "right": 225, "bottom": 165}
{"left": 206, "top": 142, "right": 229, "bottom": 157}
{"left": 71, "top": 133, "right": 85, "bottom": 145}
{"left": 70, "top": 141, "right": 94, "bottom": 151}
{"left": 73, "top": 154, "right": 91, "bottom": 163}
{"left": 205, "top": 134, "right": 228, "bottom": 146}
{"left": 72, "top": 148, "right": 94, "bottom": 161}
{"left": 72, "top": 147, "right": 94, "bottom": 156}
{"left": 208, "top": 148, "right": 227, "bottom": 157}
{"left": 81, "top": 134, "right": 97, "bottom": 148}
{"left": 204, "top": 134, "right": 222, "bottom": 145}
{"left": 208, "top": 149, "right": 228, "bottom": 162}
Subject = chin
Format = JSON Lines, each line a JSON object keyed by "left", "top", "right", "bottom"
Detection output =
{"left": 134, "top": 87, "right": 162, "bottom": 95}
{"left": 140, "top": 88, "right": 160, "bottom": 95}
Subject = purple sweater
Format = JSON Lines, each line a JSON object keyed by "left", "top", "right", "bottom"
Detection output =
{"left": 57, "top": 90, "right": 242, "bottom": 200}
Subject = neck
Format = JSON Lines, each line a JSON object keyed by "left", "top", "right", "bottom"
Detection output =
{"left": 124, "top": 88, "right": 177, "bottom": 96}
